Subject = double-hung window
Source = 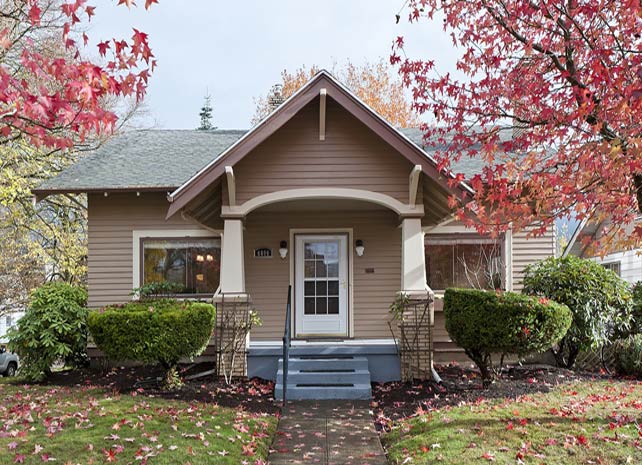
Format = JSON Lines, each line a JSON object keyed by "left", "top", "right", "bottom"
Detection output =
{"left": 141, "top": 237, "right": 221, "bottom": 296}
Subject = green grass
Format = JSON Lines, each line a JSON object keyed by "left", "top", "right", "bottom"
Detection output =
{"left": 0, "top": 382, "right": 277, "bottom": 464}
{"left": 383, "top": 380, "right": 642, "bottom": 464}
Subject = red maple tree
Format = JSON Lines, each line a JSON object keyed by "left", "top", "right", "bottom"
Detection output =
{"left": 393, "top": 0, "right": 642, "bottom": 251}
{"left": 0, "top": 0, "right": 156, "bottom": 150}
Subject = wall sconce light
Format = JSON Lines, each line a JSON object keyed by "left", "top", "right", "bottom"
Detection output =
{"left": 355, "top": 239, "right": 365, "bottom": 257}
{"left": 206, "top": 254, "right": 214, "bottom": 262}
{"left": 196, "top": 254, "right": 205, "bottom": 262}
{"left": 279, "top": 240, "right": 288, "bottom": 259}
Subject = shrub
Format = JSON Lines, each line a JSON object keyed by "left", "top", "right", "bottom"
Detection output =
{"left": 444, "top": 288, "right": 572, "bottom": 385}
{"left": 523, "top": 256, "right": 633, "bottom": 369}
{"left": 87, "top": 300, "right": 215, "bottom": 388}
{"left": 8, "top": 282, "right": 88, "bottom": 382}
{"left": 613, "top": 335, "right": 642, "bottom": 377}
{"left": 132, "top": 281, "right": 185, "bottom": 301}
{"left": 630, "top": 282, "right": 642, "bottom": 335}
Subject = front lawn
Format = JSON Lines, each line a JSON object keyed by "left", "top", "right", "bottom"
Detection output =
{"left": 0, "top": 382, "right": 277, "bottom": 464}
{"left": 383, "top": 379, "right": 642, "bottom": 464}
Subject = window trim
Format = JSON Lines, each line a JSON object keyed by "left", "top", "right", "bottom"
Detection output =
{"left": 132, "top": 229, "right": 223, "bottom": 299}
{"left": 601, "top": 261, "right": 622, "bottom": 276}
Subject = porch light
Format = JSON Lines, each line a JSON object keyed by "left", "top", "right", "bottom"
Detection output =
{"left": 355, "top": 239, "right": 365, "bottom": 257}
{"left": 196, "top": 254, "right": 205, "bottom": 262}
{"left": 206, "top": 254, "right": 214, "bottom": 262}
{"left": 279, "top": 240, "right": 288, "bottom": 259}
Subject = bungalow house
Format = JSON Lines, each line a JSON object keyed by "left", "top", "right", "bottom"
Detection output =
{"left": 33, "top": 71, "right": 556, "bottom": 399}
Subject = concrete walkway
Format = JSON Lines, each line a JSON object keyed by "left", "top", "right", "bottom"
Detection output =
{"left": 268, "top": 400, "right": 387, "bottom": 465}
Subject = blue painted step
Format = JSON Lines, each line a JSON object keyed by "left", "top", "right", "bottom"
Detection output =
{"left": 275, "top": 356, "right": 372, "bottom": 400}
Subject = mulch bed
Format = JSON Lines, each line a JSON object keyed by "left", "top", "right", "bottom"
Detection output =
{"left": 371, "top": 363, "right": 608, "bottom": 431}
{"left": 43, "top": 363, "right": 279, "bottom": 414}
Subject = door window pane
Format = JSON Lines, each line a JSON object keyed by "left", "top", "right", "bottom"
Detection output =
{"left": 304, "top": 297, "right": 315, "bottom": 315}
{"left": 327, "top": 297, "right": 339, "bottom": 314}
{"left": 327, "top": 280, "right": 339, "bottom": 296}
{"left": 316, "top": 297, "right": 327, "bottom": 314}
{"left": 142, "top": 238, "right": 220, "bottom": 294}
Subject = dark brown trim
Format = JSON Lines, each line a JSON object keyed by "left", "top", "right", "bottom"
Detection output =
{"left": 33, "top": 186, "right": 178, "bottom": 202}
{"left": 166, "top": 71, "right": 472, "bottom": 219}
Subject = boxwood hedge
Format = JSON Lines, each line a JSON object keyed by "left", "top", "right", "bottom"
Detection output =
{"left": 88, "top": 299, "right": 215, "bottom": 387}
{"left": 444, "top": 288, "right": 572, "bottom": 384}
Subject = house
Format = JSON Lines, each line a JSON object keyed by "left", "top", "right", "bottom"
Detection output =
{"left": 0, "top": 310, "right": 23, "bottom": 344}
{"left": 33, "top": 71, "right": 556, "bottom": 399}
{"left": 564, "top": 219, "right": 641, "bottom": 284}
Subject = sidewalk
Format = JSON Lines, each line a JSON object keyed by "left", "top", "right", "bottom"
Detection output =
{"left": 268, "top": 400, "right": 387, "bottom": 465}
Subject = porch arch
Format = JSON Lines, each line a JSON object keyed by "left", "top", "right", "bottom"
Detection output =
{"left": 220, "top": 188, "right": 424, "bottom": 218}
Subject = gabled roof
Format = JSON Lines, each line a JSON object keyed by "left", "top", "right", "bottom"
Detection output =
{"left": 166, "top": 70, "right": 474, "bottom": 218}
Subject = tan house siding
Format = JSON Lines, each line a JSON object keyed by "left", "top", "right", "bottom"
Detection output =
{"left": 244, "top": 208, "right": 401, "bottom": 340}
{"left": 511, "top": 226, "right": 557, "bottom": 291}
{"left": 87, "top": 192, "right": 206, "bottom": 308}
{"left": 233, "top": 98, "right": 414, "bottom": 206}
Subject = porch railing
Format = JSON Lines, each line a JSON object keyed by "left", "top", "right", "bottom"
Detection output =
{"left": 281, "top": 285, "right": 292, "bottom": 403}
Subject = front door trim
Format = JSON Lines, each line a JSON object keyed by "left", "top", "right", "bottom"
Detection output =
{"left": 289, "top": 228, "right": 354, "bottom": 338}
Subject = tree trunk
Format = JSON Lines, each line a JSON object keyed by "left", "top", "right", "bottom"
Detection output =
{"left": 634, "top": 173, "right": 642, "bottom": 214}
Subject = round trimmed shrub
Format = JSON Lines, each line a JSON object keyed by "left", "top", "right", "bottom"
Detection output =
{"left": 87, "top": 300, "right": 215, "bottom": 387}
{"left": 8, "top": 282, "right": 88, "bottom": 382}
{"left": 523, "top": 256, "right": 633, "bottom": 369}
{"left": 444, "top": 288, "right": 572, "bottom": 384}
{"left": 614, "top": 335, "right": 642, "bottom": 377}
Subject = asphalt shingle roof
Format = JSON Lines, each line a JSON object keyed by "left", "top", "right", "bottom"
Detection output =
{"left": 35, "top": 128, "right": 489, "bottom": 193}
{"left": 34, "top": 129, "right": 247, "bottom": 192}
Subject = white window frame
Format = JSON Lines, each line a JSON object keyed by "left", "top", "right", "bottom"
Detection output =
{"left": 601, "top": 261, "right": 622, "bottom": 276}
{"left": 132, "top": 229, "right": 223, "bottom": 298}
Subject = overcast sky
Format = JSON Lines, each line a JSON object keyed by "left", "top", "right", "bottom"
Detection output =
{"left": 89, "top": 1, "right": 458, "bottom": 129}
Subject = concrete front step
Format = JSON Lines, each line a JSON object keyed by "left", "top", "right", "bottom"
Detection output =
{"left": 278, "top": 356, "right": 369, "bottom": 371}
{"left": 275, "top": 356, "right": 372, "bottom": 400}
{"left": 277, "top": 369, "right": 371, "bottom": 385}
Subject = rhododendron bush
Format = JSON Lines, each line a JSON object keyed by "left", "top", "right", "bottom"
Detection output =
{"left": 394, "top": 1, "right": 642, "bottom": 252}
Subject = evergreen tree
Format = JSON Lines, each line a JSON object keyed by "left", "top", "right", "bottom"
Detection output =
{"left": 198, "top": 93, "right": 215, "bottom": 130}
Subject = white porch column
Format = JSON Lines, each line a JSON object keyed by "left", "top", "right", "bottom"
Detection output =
{"left": 401, "top": 217, "right": 428, "bottom": 295}
{"left": 219, "top": 218, "right": 246, "bottom": 296}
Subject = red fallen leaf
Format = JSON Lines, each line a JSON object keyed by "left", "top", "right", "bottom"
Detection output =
{"left": 544, "top": 438, "right": 558, "bottom": 446}
{"left": 519, "top": 418, "right": 528, "bottom": 426}
{"left": 14, "top": 454, "right": 25, "bottom": 464}
{"left": 103, "top": 448, "right": 117, "bottom": 463}
{"left": 420, "top": 445, "right": 430, "bottom": 453}
{"left": 506, "top": 422, "right": 514, "bottom": 430}
{"left": 577, "top": 435, "right": 590, "bottom": 447}
{"left": 482, "top": 451, "right": 496, "bottom": 461}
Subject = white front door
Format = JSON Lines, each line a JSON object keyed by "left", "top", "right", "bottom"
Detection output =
{"left": 295, "top": 234, "right": 349, "bottom": 337}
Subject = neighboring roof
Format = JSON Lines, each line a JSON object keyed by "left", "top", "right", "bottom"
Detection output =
{"left": 166, "top": 70, "right": 474, "bottom": 218}
{"left": 32, "top": 129, "right": 246, "bottom": 196}
{"left": 400, "top": 128, "right": 489, "bottom": 180}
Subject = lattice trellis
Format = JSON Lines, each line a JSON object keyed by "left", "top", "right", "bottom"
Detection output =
{"left": 389, "top": 295, "right": 435, "bottom": 382}
{"left": 574, "top": 346, "right": 617, "bottom": 374}
{"left": 213, "top": 294, "right": 254, "bottom": 382}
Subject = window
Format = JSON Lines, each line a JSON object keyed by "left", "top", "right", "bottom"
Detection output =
{"left": 601, "top": 261, "right": 621, "bottom": 276}
{"left": 425, "top": 237, "right": 503, "bottom": 290}
{"left": 141, "top": 237, "right": 221, "bottom": 295}
{"left": 5, "top": 315, "right": 12, "bottom": 328}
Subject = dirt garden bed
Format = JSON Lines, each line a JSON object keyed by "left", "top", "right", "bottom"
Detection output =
{"left": 43, "top": 363, "right": 279, "bottom": 414}
{"left": 371, "top": 363, "right": 608, "bottom": 430}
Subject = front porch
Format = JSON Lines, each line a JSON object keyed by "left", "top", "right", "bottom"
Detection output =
{"left": 210, "top": 194, "right": 436, "bottom": 392}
